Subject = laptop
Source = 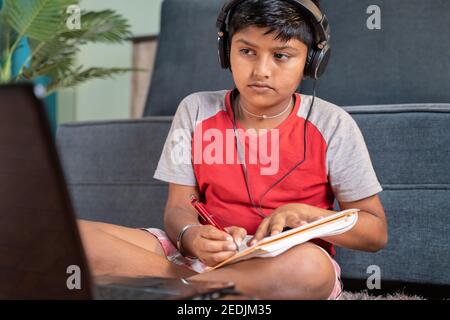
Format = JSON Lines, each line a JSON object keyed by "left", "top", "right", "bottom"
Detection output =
{"left": 0, "top": 83, "right": 235, "bottom": 300}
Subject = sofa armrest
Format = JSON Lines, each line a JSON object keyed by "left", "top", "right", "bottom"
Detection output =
{"left": 335, "top": 104, "right": 450, "bottom": 289}
{"left": 56, "top": 117, "right": 173, "bottom": 228}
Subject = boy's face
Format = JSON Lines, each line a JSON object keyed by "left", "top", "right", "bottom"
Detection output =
{"left": 230, "top": 26, "right": 308, "bottom": 109}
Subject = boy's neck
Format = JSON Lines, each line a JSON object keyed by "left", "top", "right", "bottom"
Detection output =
{"left": 233, "top": 94, "right": 295, "bottom": 131}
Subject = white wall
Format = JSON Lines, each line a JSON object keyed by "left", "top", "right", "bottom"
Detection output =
{"left": 58, "top": 0, "right": 163, "bottom": 124}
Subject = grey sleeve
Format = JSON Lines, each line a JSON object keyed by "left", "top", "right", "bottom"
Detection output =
{"left": 327, "top": 111, "right": 383, "bottom": 202}
{"left": 153, "top": 96, "right": 198, "bottom": 186}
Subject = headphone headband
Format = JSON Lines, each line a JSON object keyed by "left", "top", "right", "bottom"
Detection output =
{"left": 216, "top": 0, "right": 331, "bottom": 79}
{"left": 218, "top": 0, "right": 324, "bottom": 31}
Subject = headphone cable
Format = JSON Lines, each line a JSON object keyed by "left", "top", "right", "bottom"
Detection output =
{"left": 233, "top": 80, "right": 318, "bottom": 218}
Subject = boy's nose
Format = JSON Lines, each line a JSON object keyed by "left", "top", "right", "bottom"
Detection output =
{"left": 253, "top": 56, "right": 272, "bottom": 79}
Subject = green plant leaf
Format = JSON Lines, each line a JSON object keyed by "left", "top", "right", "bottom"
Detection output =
{"left": 0, "top": 10, "right": 8, "bottom": 55}
{"left": 0, "top": 9, "right": 13, "bottom": 81}
{"left": 45, "top": 66, "right": 136, "bottom": 94}
{"left": 26, "top": 37, "right": 78, "bottom": 78}
{"left": 60, "top": 10, "right": 132, "bottom": 44}
{"left": 1, "top": 0, "right": 138, "bottom": 92}
{"left": 24, "top": 53, "right": 76, "bottom": 81}
{"left": 25, "top": 9, "right": 132, "bottom": 81}
{"left": 4, "top": 0, "right": 77, "bottom": 42}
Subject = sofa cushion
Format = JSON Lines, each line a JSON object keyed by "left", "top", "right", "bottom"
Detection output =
{"left": 144, "top": 0, "right": 450, "bottom": 116}
{"left": 335, "top": 104, "right": 450, "bottom": 286}
{"left": 56, "top": 104, "right": 450, "bottom": 287}
{"left": 57, "top": 118, "right": 172, "bottom": 228}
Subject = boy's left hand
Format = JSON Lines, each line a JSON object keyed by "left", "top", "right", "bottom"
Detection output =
{"left": 249, "top": 203, "right": 323, "bottom": 246}
{"left": 224, "top": 226, "right": 247, "bottom": 249}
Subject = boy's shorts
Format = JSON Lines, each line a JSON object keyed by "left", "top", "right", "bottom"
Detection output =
{"left": 142, "top": 227, "right": 343, "bottom": 300}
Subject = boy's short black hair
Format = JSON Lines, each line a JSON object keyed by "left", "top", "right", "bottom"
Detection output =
{"left": 228, "top": 0, "right": 321, "bottom": 48}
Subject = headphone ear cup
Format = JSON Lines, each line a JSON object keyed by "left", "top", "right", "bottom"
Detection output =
{"left": 217, "top": 31, "right": 231, "bottom": 69}
{"left": 304, "top": 48, "right": 315, "bottom": 79}
{"left": 226, "top": 38, "right": 231, "bottom": 69}
{"left": 223, "top": 31, "right": 231, "bottom": 69}
{"left": 304, "top": 45, "right": 331, "bottom": 80}
{"left": 218, "top": 35, "right": 226, "bottom": 69}
{"left": 314, "top": 45, "right": 331, "bottom": 79}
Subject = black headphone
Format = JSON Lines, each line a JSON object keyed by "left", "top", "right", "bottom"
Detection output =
{"left": 216, "top": 0, "right": 331, "bottom": 79}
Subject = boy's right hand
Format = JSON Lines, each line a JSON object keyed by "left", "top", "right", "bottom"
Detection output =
{"left": 182, "top": 225, "right": 240, "bottom": 267}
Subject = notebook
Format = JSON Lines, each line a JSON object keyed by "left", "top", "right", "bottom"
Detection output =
{"left": 207, "top": 208, "right": 359, "bottom": 270}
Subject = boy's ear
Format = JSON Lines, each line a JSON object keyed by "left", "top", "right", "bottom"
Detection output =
{"left": 226, "top": 38, "right": 232, "bottom": 72}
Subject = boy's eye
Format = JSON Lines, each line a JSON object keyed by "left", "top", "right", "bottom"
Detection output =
{"left": 274, "top": 53, "right": 289, "bottom": 60}
{"left": 240, "top": 48, "right": 253, "bottom": 55}
{"left": 239, "top": 49, "right": 289, "bottom": 61}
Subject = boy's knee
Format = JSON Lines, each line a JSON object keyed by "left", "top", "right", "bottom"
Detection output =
{"left": 77, "top": 219, "right": 116, "bottom": 240}
{"left": 78, "top": 228, "right": 116, "bottom": 277}
{"left": 301, "top": 262, "right": 335, "bottom": 299}
{"left": 292, "top": 245, "right": 336, "bottom": 299}
{"left": 77, "top": 220, "right": 94, "bottom": 242}
{"left": 77, "top": 219, "right": 99, "bottom": 234}
{"left": 264, "top": 244, "right": 336, "bottom": 299}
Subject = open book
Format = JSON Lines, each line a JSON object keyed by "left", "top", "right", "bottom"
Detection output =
{"left": 206, "top": 208, "right": 359, "bottom": 271}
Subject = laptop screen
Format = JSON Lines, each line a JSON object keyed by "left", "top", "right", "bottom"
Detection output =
{"left": 0, "top": 84, "right": 93, "bottom": 299}
{"left": 0, "top": 84, "right": 236, "bottom": 300}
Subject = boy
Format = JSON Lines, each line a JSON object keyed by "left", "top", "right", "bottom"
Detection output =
{"left": 78, "top": 0, "right": 388, "bottom": 300}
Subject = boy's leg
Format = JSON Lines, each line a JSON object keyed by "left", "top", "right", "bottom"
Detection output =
{"left": 77, "top": 220, "right": 197, "bottom": 279}
{"left": 188, "top": 242, "right": 337, "bottom": 300}
{"left": 77, "top": 219, "right": 166, "bottom": 256}
{"left": 76, "top": 220, "right": 338, "bottom": 299}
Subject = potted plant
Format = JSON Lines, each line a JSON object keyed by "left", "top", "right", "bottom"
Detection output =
{"left": 0, "top": 0, "right": 135, "bottom": 95}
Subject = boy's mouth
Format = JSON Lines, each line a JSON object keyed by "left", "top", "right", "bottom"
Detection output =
{"left": 248, "top": 82, "right": 274, "bottom": 93}
{"left": 248, "top": 82, "right": 273, "bottom": 89}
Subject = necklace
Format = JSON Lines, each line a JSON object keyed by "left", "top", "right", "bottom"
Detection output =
{"left": 239, "top": 96, "right": 293, "bottom": 119}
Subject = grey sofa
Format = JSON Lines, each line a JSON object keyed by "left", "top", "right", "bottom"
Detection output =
{"left": 56, "top": 0, "right": 450, "bottom": 298}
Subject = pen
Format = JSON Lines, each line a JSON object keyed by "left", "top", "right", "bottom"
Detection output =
{"left": 189, "top": 195, "right": 239, "bottom": 251}
{"left": 190, "top": 194, "right": 226, "bottom": 231}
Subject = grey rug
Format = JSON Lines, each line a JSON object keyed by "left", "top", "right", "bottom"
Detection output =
{"left": 339, "top": 290, "right": 426, "bottom": 300}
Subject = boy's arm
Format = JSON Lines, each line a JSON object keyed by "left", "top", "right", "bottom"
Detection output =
{"left": 251, "top": 194, "right": 387, "bottom": 252}
{"left": 163, "top": 183, "right": 202, "bottom": 253}
{"left": 334, "top": 194, "right": 388, "bottom": 252}
{"left": 163, "top": 183, "right": 241, "bottom": 263}
{"left": 303, "top": 194, "right": 388, "bottom": 252}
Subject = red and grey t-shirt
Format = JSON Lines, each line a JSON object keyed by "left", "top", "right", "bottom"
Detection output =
{"left": 154, "top": 89, "right": 383, "bottom": 257}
